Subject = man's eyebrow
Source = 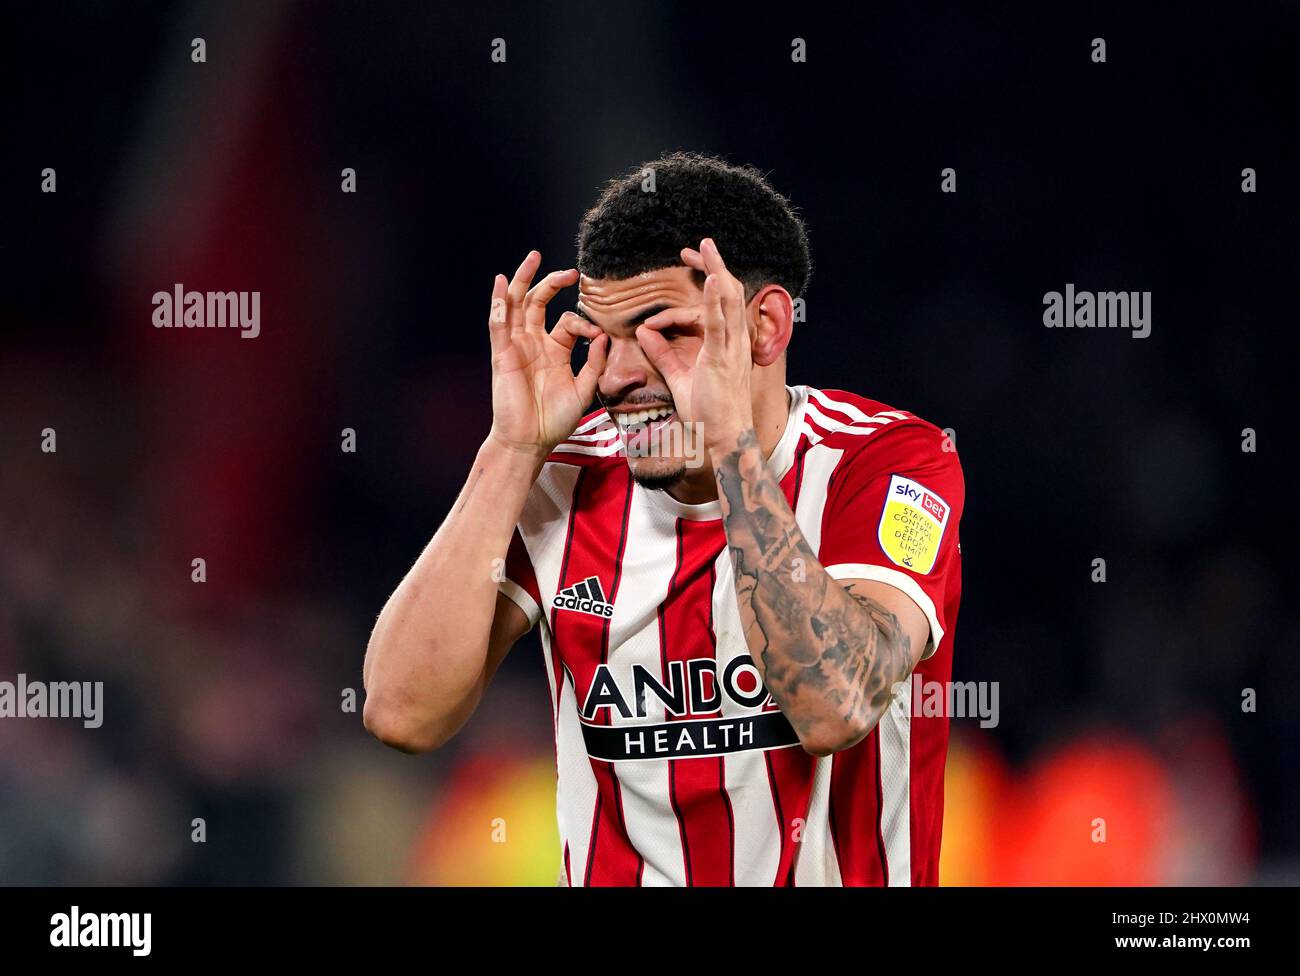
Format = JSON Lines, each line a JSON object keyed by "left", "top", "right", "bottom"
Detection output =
{"left": 630, "top": 304, "right": 671, "bottom": 325}
{"left": 573, "top": 304, "right": 672, "bottom": 326}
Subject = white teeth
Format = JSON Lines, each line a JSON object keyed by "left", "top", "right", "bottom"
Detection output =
{"left": 616, "top": 406, "right": 673, "bottom": 429}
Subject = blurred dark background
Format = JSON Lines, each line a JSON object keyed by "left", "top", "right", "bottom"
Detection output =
{"left": 2, "top": 1, "right": 1297, "bottom": 883}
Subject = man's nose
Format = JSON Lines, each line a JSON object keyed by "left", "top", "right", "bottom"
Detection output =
{"left": 597, "top": 335, "right": 652, "bottom": 400}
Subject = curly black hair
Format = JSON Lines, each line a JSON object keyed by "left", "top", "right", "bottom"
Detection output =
{"left": 576, "top": 152, "right": 811, "bottom": 301}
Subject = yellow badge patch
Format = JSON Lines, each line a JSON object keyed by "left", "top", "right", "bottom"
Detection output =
{"left": 877, "top": 474, "right": 950, "bottom": 575}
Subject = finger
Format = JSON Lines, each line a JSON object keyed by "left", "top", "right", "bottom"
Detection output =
{"left": 487, "top": 273, "right": 511, "bottom": 356}
{"left": 523, "top": 268, "right": 579, "bottom": 332}
{"left": 549, "top": 311, "right": 601, "bottom": 353}
{"left": 636, "top": 324, "right": 689, "bottom": 387}
{"left": 507, "top": 251, "right": 542, "bottom": 326}
{"left": 701, "top": 273, "right": 728, "bottom": 354}
{"left": 574, "top": 333, "right": 608, "bottom": 404}
{"left": 699, "top": 237, "right": 729, "bottom": 277}
{"left": 679, "top": 246, "right": 705, "bottom": 272}
{"left": 699, "top": 238, "right": 743, "bottom": 335}
{"left": 641, "top": 306, "right": 704, "bottom": 330}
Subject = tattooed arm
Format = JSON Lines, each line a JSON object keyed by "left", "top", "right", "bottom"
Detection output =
{"left": 636, "top": 238, "right": 933, "bottom": 756}
{"left": 714, "top": 428, "right": 932, "bottom": 756}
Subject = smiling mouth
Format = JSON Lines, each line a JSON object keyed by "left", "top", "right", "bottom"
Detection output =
{"left": 612, "top": 404, "right": 676, "bottom": 432}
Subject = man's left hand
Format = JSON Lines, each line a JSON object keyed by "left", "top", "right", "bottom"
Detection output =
{"left": 636, "top": 237, "right": 756, "bottom": 454}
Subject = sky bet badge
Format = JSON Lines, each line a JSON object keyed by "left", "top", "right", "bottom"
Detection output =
{"left": 878, "top": 474, "right": 950, "bottom": 575}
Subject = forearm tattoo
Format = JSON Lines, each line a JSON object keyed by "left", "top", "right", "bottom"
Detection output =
{"left": 715, "top": 430, "right": 912, "bottom": 746}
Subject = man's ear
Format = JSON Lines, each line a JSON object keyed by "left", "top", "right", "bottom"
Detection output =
{"left": 749, "top": 285, "right": 794, "bottom": 367}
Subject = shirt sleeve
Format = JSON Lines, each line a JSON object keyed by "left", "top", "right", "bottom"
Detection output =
{"left": 498, "top": 528, "right": 542, "bottom": 631}
{"left": 815, "top": 423, "right": 964, "bottom": 661}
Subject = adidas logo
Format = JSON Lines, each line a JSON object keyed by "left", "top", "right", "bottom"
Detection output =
{"left": 553, "top": 576, "right": 614, "bottom": 618}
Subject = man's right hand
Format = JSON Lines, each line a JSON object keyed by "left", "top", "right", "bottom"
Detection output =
{"left": 487, "top": 251, "right": 608, "bottom": 458}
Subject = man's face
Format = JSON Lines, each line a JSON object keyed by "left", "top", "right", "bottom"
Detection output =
{"left": 577, "top": 265, "right": 706, "bottom": 490}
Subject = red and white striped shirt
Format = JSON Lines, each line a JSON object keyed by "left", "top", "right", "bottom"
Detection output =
{"left": 499, "top": 385, "right": 964, "bottom": 886}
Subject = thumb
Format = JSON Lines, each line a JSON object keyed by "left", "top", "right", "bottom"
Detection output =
{"left": 636, "top": 326, "right": 687, "bottom": 388}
